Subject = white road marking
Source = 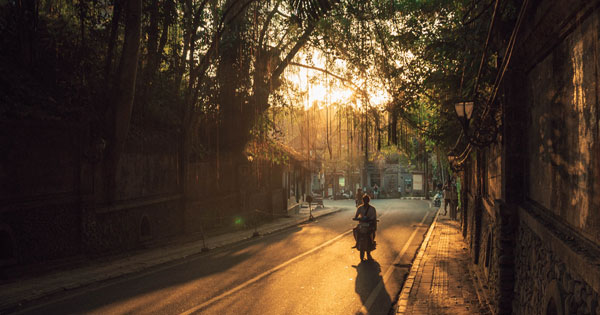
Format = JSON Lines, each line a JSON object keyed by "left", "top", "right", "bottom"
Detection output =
{"left": 358, "top": 210, "right": 431, "bottom": 314}
{"left": 179, "top": 213, "right": 390, "bottom": 315}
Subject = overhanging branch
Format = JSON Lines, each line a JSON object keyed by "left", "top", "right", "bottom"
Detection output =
{"left": 287, "top": 61, "right": 369, "bottom": 100}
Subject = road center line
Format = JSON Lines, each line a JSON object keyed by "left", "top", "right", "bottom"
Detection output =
{"left": 180, "top": 212, "right": 389, "bottom": 314}
{"left": 179, "top": 226, "right": 357, "bottom": 313}
{"left": 358, "top": 210, "right": 432, "bottom": 314}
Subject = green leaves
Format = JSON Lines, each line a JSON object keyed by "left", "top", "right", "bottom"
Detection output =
{"left": 289, "top": 0, "right": 341, "bottom": 22}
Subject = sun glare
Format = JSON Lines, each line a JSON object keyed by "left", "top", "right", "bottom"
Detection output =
{"left": 285, "top": 50, "right": 390, "bottom": 111}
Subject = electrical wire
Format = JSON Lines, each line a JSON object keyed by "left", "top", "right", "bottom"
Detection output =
{"left": 454, "top": 0, "right": 530, "bottom": 159}
{"left": 472, "top": 0, "right": 500, "bottom": 99}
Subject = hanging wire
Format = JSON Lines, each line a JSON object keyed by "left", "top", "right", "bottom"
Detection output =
{"left": 471, "top": 0, "right": 500, "bottom": 99}
{"left": 453, "top": 0, "right": 529, "bottom": 158}
{"left": 484, "top": 0, "right": 529, "bottom": 112}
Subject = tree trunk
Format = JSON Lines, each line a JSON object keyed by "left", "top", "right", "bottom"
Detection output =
{"left": 390, "top": 110, "right": 398, "bottom": 145}
{"left": 104, "top": 0, "right": 122, "bottom": 86}
{"left": 104, "top": 0, "right": 142, "bottom": 203}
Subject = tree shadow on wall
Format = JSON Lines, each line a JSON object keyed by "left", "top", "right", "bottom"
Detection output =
{"left": 532, "top": 72, "right": 598, "bottom": 218}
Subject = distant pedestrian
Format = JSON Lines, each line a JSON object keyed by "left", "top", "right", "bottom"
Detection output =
{"left": 373, "top": 184, "right": 379, "bottom": 199}
{"left": 442, "top": 180, "right": 452, "bottom": 216}
{"left": 450, "top": 182, "right": 459, "bottom": 220}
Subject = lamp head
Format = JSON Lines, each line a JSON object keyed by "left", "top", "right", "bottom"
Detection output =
{"left": 454, "top": 101, "right": 474, "bottom": 120}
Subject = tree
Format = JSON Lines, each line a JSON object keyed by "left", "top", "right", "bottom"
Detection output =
{"left": 104, "top": 0, "right": 142, "bottom": 202}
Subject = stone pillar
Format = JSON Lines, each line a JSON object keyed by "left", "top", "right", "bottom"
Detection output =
{"left": 496, "top": 57, "right": 528, "bottom": 314}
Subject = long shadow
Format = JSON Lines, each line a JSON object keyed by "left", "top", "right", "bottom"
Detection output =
{"left": 18, "top": 208, "right": 362, "bottom": 315}
{"left": 19, "top": 204, "right": 425, "bottom": 315}
{"left": 353, "top": 260, "right": 392, "bottom": 315}
{"left": 20, "top": 223, "right": 308, "bottom": 315}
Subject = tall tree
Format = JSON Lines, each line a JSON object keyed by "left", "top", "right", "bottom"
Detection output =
{"left": 104, "top": 0, "right": 142, "bottom": 202}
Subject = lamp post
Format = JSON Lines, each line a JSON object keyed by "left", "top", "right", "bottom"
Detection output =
{"left": 454, "top": 100, "right": 499, "bottom": 147}
{"left": 454, "top": 101, "right": 474, "bottom": 131}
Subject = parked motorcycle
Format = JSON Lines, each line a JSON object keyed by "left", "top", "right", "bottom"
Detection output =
{"left": 352, "top": 217, "right": 378, "bottom": 261}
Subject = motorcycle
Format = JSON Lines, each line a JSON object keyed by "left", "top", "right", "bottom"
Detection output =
{"left": 352, "top": 217, "right": 378, "bottom": 260}
{"left": 433, "top": 191, "right": 442, "bottom": 207}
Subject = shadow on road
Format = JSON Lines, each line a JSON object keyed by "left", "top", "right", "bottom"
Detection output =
{"left": 353, "top": 260, "right": 392, "bottom": 315}
{"left": 21, "top": 225, "right": 307, "bottom": 315}
{"left": 18, "top": 202, "right": 431, "bottom": 315}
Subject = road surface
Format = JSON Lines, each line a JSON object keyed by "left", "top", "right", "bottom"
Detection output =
{"left": 19, "top": 199, "right": 435, "bottom": 315}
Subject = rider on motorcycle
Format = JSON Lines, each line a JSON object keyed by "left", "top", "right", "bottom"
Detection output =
{"left": 352, "top": 194, "right": 377, "bottom": 251}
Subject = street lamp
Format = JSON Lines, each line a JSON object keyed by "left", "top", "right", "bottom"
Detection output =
{"left": 448, "top": 101, "right": 474, "bottom": 172}
{"left": 454, "top": 101, "right": 474, "bottom": 128}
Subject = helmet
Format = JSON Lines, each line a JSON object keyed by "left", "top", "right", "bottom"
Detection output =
{"left": 362, "top": 194, "right": 370, "bottom": 203}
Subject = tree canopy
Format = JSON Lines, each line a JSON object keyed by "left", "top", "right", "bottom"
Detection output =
{"left": 0, "top": 0, "right": 518, "bottom": 193}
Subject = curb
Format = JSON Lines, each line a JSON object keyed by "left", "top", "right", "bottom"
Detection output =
{"left": 396, "top": 208, "right": 441, "bottom": 314}
{"left": 0, "top": 207, "right": 344, "bottom": 314}
{"left": 207, "top": 207, "right": 343, "bottom": 249}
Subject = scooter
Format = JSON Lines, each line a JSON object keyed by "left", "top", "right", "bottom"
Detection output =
{"left": 433, "top": 191, "right": 442, "bottom": 207}
{"left": 352, "top": 217, "right": 378, "bottom": 261}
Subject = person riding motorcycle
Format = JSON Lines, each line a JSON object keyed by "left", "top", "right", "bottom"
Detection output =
{"left": 352, "top": 194, "right": 377, "bottom": 260}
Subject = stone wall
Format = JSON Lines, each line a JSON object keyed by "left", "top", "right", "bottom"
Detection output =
{"left": 84, "top": 198, "right": 183, "bottom": 254}
{"left": 514, "top": 208, "right": 600, "bottom": 315}
{"left": 83, "top": 135, "right": 184, "bottom": 254}
{"left": 457, "top": 2, "right": 600, "bottom": 314}
{"left": 461, "top": 132, "right": 517, "bottom": 313}
{"left": 1, "top": 117, "right": 292, "bottom": 266}
{"left": 116, "top": 152, "right": 181, "bottom": 201}
{"left": 522, "top": 0, "right": 600, "bottom": 245}
{"left": 509, "top": 1, "right": 600, "bottom": 314}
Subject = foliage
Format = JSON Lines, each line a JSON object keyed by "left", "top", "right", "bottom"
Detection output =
{"left": 0, "top": 0, "right": 517, "bottom": 178}
{"left": 311, "top": 0, "right": 517, "bottom": 155}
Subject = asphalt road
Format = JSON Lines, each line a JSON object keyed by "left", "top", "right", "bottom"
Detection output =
{"left": 19, "top": 199, "right": 435, "bottom": 315}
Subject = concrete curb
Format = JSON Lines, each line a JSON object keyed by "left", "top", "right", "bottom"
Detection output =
{"left": 399, "top": 197, "right": 427, "bottom": 200}
{"left": 0, "top": 207, "right": 344, "bottom": 314}
{"left": 204, "top": 207, "right": 343, "bottom": 250}
{"left": 396, "top": 207, "right": 441, "bottom": 314}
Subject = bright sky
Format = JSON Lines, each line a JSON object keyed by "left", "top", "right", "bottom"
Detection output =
{"left": 284, "top": 50, "right": 390, "bottom": 110}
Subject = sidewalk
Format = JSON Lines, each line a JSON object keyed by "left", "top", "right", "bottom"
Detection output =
{"left": 397, "top": 210, "right": 491, "bottom": 314}
{"left": 0, "top": 206, "right": 341, "bottom": 313}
